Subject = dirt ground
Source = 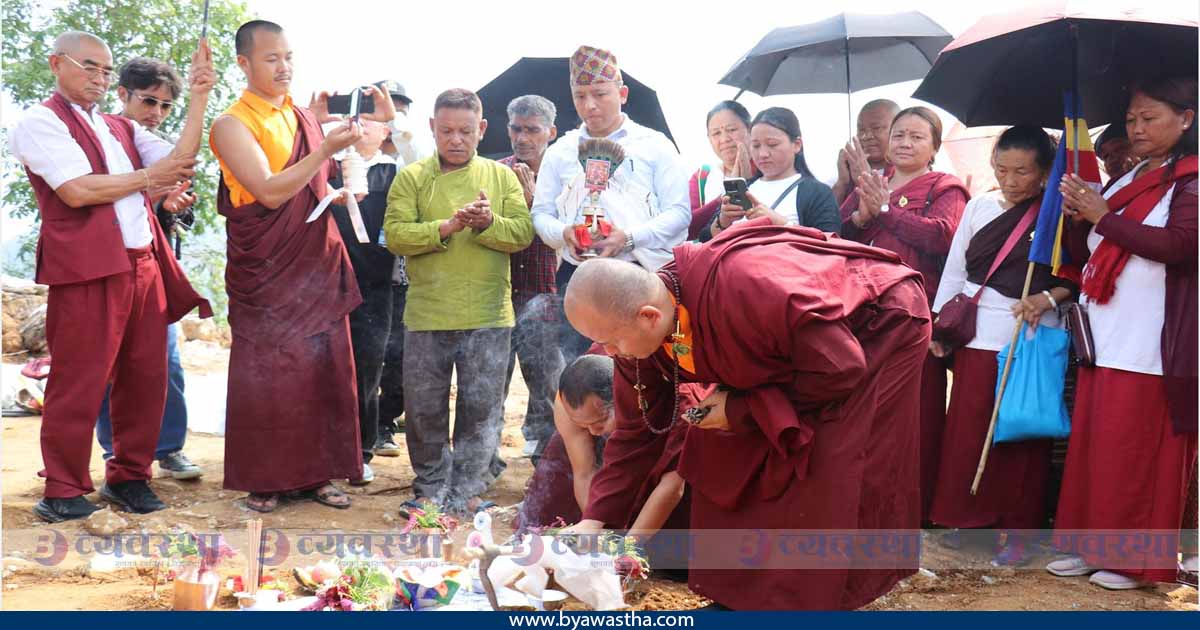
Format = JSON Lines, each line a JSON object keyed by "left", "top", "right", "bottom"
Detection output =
{"left": 1, "top": 347, "right": 1196, "bottom": 611}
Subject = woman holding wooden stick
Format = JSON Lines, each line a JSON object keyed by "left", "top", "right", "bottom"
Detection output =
{"left": 1047, "top": 76, "right": 1198, "bottom": 591}
{"left": 928, "top": 126, "right": 1076, "bottom": 566}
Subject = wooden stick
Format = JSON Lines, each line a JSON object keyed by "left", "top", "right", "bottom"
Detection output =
{"left": 971, "top": 261, "right": 1037, "bottom": 494}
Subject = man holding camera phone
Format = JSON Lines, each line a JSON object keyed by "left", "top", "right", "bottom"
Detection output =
{"left": 209, "top": 20, "right": 393, "bottom": 513}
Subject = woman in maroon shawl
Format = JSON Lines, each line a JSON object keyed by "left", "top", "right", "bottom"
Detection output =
{"left": 1047, "top": 77, "right": 1198, "bottom": 590}
{"left": 929, "top": 126, "right": 1076, "bottom": 565}
{"left": 840, "top": 106, "right": 969, "bottom": 524}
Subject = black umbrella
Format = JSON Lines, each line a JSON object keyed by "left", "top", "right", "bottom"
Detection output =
{"left": 476, "top": 57, "right": 675, "bottom": 159}
{"left": 718, "top": 12, "right": 952, "bottom": 122}
{"left": 913, "top": 2, "right": 1199, "bottom": 129}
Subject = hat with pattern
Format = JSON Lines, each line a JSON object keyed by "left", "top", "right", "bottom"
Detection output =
{"left": 570, "top": 45, "right": 622, "bottom": 86}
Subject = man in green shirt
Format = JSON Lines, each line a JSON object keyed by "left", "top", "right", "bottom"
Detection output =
{"left": 384, "top": 88, "right": 533, "bottom": 514}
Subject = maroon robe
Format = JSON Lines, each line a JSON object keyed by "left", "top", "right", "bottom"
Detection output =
{"left": 217, "top": 105, "right": 363, "bottom": 493}
{"left": 840, "top": 171, "right": 969, "bottom": 522}
{"left": 585, "top": 219, "right": 930, "bottom": 609}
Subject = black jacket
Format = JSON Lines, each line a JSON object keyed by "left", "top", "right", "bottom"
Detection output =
{"left": 698, "top": 175, "right": 840, "bottom": 242}
{"left": 328, "top": 158, "right": 398, "bottom": 287}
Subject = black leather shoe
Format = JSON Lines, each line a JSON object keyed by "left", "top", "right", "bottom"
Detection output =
{"left": 33, "top": 496, "right": 101, "bottom": 523}
{"left": 100, "top": 480, "right": 166, "bottom": 514}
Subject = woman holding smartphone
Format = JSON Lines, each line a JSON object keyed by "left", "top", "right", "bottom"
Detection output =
{"left": 702, "top": 107, "right": 840, "bottom": 241}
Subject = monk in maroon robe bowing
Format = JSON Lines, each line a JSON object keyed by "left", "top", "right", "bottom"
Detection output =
{"left": 840, "top": 106, "right": 969, "bottom": 523}
{"left": 210, "top": 21, "right": 390, "bottom": 512}
{"left": 563, "top": 219, "right": 930, "bottom": 610}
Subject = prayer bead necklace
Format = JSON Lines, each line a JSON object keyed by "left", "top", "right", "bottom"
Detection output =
{"left": 634, "top": 271, "right": 683, "bottom": 435}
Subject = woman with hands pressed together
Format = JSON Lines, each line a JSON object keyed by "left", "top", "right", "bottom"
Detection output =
{"left": 687, "top": 101, "right": 756, "bottom": 238}
{"left": 1047, "top": 76, "right": 1198, "bottom": 591}
{"left": 839, "top": 105, "right": 970, "bottom": 524}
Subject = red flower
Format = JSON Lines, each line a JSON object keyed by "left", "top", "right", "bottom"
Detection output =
{"left": 613, "top": 555, "right": 645, "bottom": 580}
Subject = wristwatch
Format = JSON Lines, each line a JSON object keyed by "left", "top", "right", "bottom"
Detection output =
{"left": 624, "top": 233, "right": 635, "bottom": 252}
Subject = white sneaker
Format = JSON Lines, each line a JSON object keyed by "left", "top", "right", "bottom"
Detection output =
{"left": 1046, "top": 556, "right": 1096, "bottom": 577}
{"left": 1089, "top": 570, "right": 1148, "bottom": 590}
{"left": 1181, "top": 554, "right": 1199, "bottom": 573}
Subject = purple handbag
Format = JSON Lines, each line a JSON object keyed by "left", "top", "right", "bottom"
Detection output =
{"left": 933, "top": 204, "right": 1039, "bottom": 349}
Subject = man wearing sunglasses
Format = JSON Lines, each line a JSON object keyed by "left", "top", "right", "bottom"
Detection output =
{"left": 8, "top": 31, "right": 215, "bottom": 522}
{"left": 92, "top": 57, "right": 203, "bottom": 483}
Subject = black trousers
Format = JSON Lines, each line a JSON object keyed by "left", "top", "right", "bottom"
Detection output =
{"left": 348, "top": 281, "right": 393, "bottom": 463}
{"left": 378, "top": 283, "right": 408, "bottom": 438}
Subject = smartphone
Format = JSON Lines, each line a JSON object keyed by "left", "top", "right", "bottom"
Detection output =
{"left": 723, "top": 177, "right": 752, "bottom": 211}
{"left": 327, "top": 89, "right": 376, "bottom": 116}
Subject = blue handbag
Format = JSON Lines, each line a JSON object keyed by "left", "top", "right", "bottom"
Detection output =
{"left": 993, "top": 323, "right": 1071, "bottom": 443}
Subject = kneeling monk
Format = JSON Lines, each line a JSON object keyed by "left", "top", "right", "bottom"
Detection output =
{"left": 518, "top": 354, "right": 700, "bottom": 537}
{"left": 564, "top": 218, "right": 930, "bottom": 610}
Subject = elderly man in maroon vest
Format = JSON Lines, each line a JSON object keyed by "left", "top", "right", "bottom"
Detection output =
{"left": 8, "top": 31, "right": 214, "bottom": 522}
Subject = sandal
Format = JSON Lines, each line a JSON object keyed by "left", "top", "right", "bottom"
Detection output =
{"left": 246, "top": 493, "right": 279, "bottom": 513}
{"left": 307, "top": 484, "right": 351, "bottom": 509}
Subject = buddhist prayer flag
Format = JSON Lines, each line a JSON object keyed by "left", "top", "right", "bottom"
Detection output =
{"left": 1029, "top": 93, "right": 1101, "bottom": 282}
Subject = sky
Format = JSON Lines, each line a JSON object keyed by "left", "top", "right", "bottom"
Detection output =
{"left": 249, "top": 0, "right": 988, "bottom": 181}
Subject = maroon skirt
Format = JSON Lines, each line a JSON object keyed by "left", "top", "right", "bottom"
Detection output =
{"left": 929, "top": 348, "right": 1052, "bottom": 529}
{"left": 1054, "top": 366, "right": 1198, "bottom": 583}
{"left": 920, "top": 353, "right": 948, "bottom": 522}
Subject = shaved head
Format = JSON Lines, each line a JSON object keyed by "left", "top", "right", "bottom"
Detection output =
{"left": 564, "top": 259, "right": 675, "bottom": 359}
{"left": 53, "top": 31, "right": 109, "bottom": 56}
{"left": 861, "top": 99, "right": 900, "bottom": 118}
{"left": 857, "top": 99, "right": 900, "bottom": 167}
{"left": 565, "top": 258, "right": 659, "bottom": 321}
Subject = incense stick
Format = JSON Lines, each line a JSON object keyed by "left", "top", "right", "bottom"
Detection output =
{"left": 245, "top": 519, "right": 262, "bottom": 596}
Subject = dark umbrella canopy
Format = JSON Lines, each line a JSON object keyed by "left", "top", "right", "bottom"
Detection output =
{"left": 718, "top": 12, "right": 952, "bottom": 96}
{"left": 913, "top": 2, "right": 1199, "bottom": 128}
{"left": 476, "top": 57, "right": 675, "bottom": 159}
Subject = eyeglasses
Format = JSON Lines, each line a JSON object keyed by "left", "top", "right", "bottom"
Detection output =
{"left": 132, "top": 91, "right": 174, "bottom": 113}
{"left": 57, "top": 53, "right": 114, "bottom": 82}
